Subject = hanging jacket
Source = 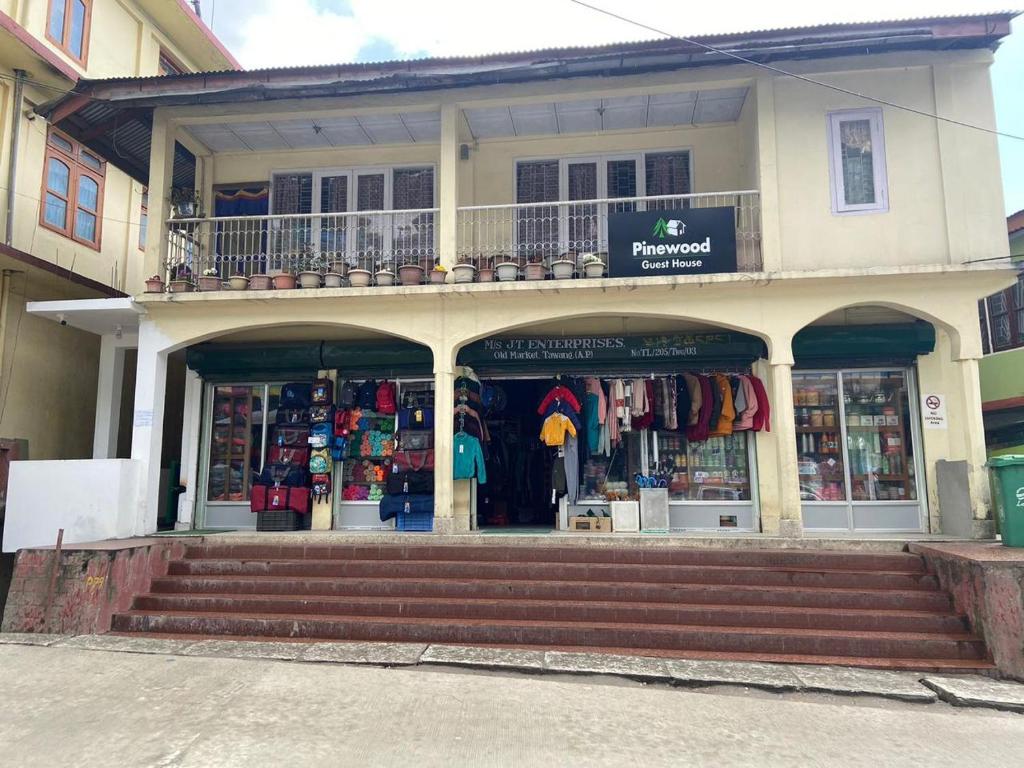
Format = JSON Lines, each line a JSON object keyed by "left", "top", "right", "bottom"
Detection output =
{"left": 540, "top": 412, "right": 577, "bottom": 447}
{"left": 584, "top": 392, "right": 602, "bottom": 453}
{"left": 687, "top": 376, "right": 715, "bottom": 442}
{"left": 675, "top": 375, "right": 691, "bottom": 431}
{"left": 750, "top": 375, "right": 772, "bottom": 432}
{"left": 732, "top": 376, "right": 747, "bottom": 422}
{"left": 543, "top": 399, "right": 583, "bottom": 433}
{"left": 584, "top": 378, "right": 607, "bottom": 424}
{"left": 707, "top": 375, "right": 724, "bottom": 431}
{"left": 564, "top": 433, "right": 580, "bottom": 505}
{"left": 453, "top": 431, "right": 487, "bottom": 483}
{"left": 682, "top": 373, "right": 702, "bottom": 426}
{"left": 709, "top": 374, "right": 736, "bottom": 437}
{"left": 734, "top": 375, "right": 759, "bottom": 431}
{"left": 632, "top": 379, "right": 655, "bottom": 430}
{"left": 537, "top": 385, "right": 582, "bottom": 415}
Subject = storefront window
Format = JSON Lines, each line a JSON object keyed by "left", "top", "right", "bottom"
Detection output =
{"left": 793, "top": 373, "right": 846, "bottom": 502}
{"left": 207, "top": 385, "right": 266, "bottom": 502}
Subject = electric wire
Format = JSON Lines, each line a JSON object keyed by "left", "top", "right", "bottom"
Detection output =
{"left": 567, "top": 0, "right": 1024, "bottom": 142}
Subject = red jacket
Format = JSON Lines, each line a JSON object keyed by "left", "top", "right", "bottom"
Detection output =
{"left": 537, "top": 385, "right": 582, "bottom": 415}
{"left": 749, "top": 375, "right": 771, "bottom": 432}
{"left": 686, "top": 376, "right": 715, "bottom": 442}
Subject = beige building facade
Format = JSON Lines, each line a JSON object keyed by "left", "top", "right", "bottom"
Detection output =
{"left": 4, "top": 13, "right": 1018, "bottom": 550}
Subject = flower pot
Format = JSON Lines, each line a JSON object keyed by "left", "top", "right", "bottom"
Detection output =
{"left": 228, "top": 275, "right": 250, "bottom": 290}
{"left": 429, "top": 270, "right": 447, "bottom": 285}
{"left": 550, "top": 259, "right": 575, "bottom": 280}
{"left": 348, "top": 269, "right": 372, "bottom": 288}
{"left": 398, "top": 264, "right": 424, "bottom": 285}
{"left": 452, "top": 264, "right": 476, "bottom": 283}
{"left": 495, "top": 262, "right": 518, "bottom": 282}
{"left": 477, "top": 268, "right": 494, "bottom": 283}
{"left": 375, "top": 270, "right": 395, "bottom": 286}
{"left": 272, "top": 274, "right": 296, "bottom": 290}
{"left": 168, "top": 280, "right": 194, "bottom": 293}
{"left": 524, "top": 263, "right": 546, "bottom": 281}
{"left": 197, "top": 275, "right": 222, "bottom": 291}
{"left": 583, "top": 262, "right": 606, "bottom": 279}
{"left": 323, "top": 272, "right": 344, "bottom": 288}
{"left": 144, "top": 278, "right": 165, "bottom": 294}
{"left": 249, "top": 274, "right": 272, "bottom": 290}
{"left": 298, "top": 271, "right": 321, "bottom": 289}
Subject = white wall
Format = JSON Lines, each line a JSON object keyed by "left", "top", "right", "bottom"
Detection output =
{"left": 2, "top": 459, "right": 140, "bottom": 552}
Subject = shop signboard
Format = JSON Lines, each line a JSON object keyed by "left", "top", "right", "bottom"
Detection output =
{"left": 607, "top": 207, "right": 738, "bottom": 278}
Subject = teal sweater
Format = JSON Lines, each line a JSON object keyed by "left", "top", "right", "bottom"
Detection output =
{"left": 453, "top": 432, "right": 487, "bottom": 484}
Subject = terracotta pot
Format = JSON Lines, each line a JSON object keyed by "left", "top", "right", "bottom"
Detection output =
{"left": 375, "top": 270, "right": 395, "bottom": 286}
{"left": 323, "top": 272, "right": 344, "bottom": 288}
{"left": 524, "top": 263, "right": 546, "bottom": 281}
{"left": 228, "top": 276, "right": 250, "bottom": 290}
{"left": 197, "top": 275, "right": 222, "bottom": 291}
{"left": 168, "top": 280, "right": 194, "bottom": 293}
{"left": 495, "top": 263, "right": 518, "bottom": 282}
{"left": 429, "top": 270, "right": 447, "bottom": 284}
{"left": 348, "top": 269, "right": 372, "bottom": 287}
{"left": 452, "top": 264, "right": 476, "bottom": 283}
{"left": 248, "top": 274, "right": 272, "bottom": 290}
{"left": 272, "top": 274, "right": 296, "bottom": 290}
{"left": 298, "top": 271, "right": 321, "bottom": 289}
{"left": 550, "top": 260, "right": 575, "bottom": 280}
{"left": 583, "top": 262, "right": 606, "bottom": 279}
{"left": 144, "top": 278, "right": 165, "bottom": 293}
{"left": 477, "top": 268, "right": 494, "bottom": 283}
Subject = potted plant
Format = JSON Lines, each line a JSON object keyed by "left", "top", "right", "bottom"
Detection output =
{"left": 429, "top": 263, "right": 448, "bottom": 284}
{"left": 398, "top": 262, "right": 425, "bottom": 286}
{"left": 495, "top": 260, "right": 518, "bottom": 282}
{"left": 298, "top": 252, "right": 327, "bottom": 289}
{"left": 550, "top": 253, "right": 576, "bottom": 280}
{"left": 524, "top": 256, "right": 546, "bottom": 281}
{"left": 272, "top": 269, "right": 296, "bottom": 290}
{"left": 374, "top": 259, "right": 396, "bottom": 286}
{"left": 228, "top": 272, "right": 250, "bottom": 290}
{"left": 145, "top": 274, "right": 165, "bottom": 293}
{"left": 249, "top": 273, "right": 272, "bottom": 290}
{"left": 323, "top": 271, "right": 344, "bottom": 288}
{"left": 348, "top": 266, "right": 372, "bottom": 287}
{"left": 168, "top": 265, "right": 194, "bottom": 293}
{"left": 170, "top": 188, "right": 203, "bottom": 219}
{"left": 582, "top": 252, "right": 606, "bottom": 278}
{"left": 477, "top": 257, "right": 495, "bottom": 283}
{"left": 452, "top": 258, "right": 477, "bottom": 284}
{"left": 197, "top": 268, "right": 222, "bottom": 291}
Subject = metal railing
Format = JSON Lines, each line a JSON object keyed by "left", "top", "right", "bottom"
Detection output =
{"left": 456, "top": 190, "right": 761, "bottom": 275}
{"left": 165, "top": 207, "right": 439, "bottom": 282}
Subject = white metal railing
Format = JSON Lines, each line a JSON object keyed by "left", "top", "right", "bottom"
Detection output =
{"left": 165, "top": 207, "right": 438, "bottom": 282}
{"left": 456, "top": 190, "right": 761, "bottom": 274}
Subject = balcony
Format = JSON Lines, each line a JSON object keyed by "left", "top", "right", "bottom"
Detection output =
{"left": 162, "top": 190, "right": 760, "bottom": 289}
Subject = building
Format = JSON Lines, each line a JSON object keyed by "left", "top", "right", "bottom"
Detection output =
{"left": 2, "top": 12, "right": 1018, "bottom": 552}
{"left": 979, "top": 210, "right": 1024, "bottom": 455}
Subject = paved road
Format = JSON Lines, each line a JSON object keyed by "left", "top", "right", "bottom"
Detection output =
{"left": 1, "top": 645, "right": 1022, "bottom": 767}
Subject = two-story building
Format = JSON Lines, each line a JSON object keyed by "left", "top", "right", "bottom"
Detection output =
{"left": 4, "top": 12, "right": 1018, "bottom": 551}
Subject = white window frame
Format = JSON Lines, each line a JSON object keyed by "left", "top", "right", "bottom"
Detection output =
{"left": 826, "top": 108, "right": 889, "bottom": 215}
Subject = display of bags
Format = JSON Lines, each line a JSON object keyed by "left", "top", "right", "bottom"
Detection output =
{"left": 385, "top": 470, "right": 434, "bottom": 495}
{"left": 398, "top": 406, "right": 434, "bottom": 430}
{"left": 280, "top": 383, "right": 312, "bottom": 409}
{"left": 378, "top": 493, "right": 433, "bottom": 522}
{"left": 309, "top": 447, "right": 333, "bottom": 474}
{"left": 267, "top": 445, "right": 309, "bottom": 466}
{"left": 393, "top": 449, "right": 434, "bottom": 472}
{"left": 376, "top": 381, "right": 397, "bottom": 414}
{"left": 311, "top": 378, "right": 333, "bottom": 406}
{"left": 398, "top": 430, "right": 433, "bottom": 450}
{"left": 257, "top": 462, "right": 308, "bottom": 487}
{"left": 309, "top": 404, "right": 334, "bottom": 424}
{"left": 276, "top": 407, "right": 309, "bottom": 426}
{"left": 308, "top": 422, "right": 332, "bottom": 449}
{"left": 274, "top": 426, "right": 309, "bottom": 446}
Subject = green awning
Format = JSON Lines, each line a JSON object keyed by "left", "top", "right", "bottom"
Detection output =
{"left": 793, "top": 322, "right": 935, "bottom": 366}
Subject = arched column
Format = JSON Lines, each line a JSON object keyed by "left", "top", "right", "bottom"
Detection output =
{"left": 130, "top": 319, "right": 171, "bottom": 536}
{"left": 431, "top": 340, "right": 459, "bottom": 533}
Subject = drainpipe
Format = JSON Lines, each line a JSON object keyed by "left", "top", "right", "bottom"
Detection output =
{"left": 5, "top": 70, "right": 26, "bottom": 247}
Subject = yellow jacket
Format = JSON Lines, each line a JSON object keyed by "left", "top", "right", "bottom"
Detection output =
{"left": 709, "top": 374, "right": 736, "bottom": 437}
{"left": 540, "top": 413, "right": 578, "bottom": 447}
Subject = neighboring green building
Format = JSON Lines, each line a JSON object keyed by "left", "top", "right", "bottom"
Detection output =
{"left": 980, "top": 210, "right": 1024, "bottom": 454}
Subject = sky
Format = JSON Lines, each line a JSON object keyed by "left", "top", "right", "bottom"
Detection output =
{"left": 202, "top": 0, "right": 1023, "bottom": 215}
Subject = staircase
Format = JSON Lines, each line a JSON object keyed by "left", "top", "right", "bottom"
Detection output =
{"left": 111, "top": 542, "right": 992, "bottom": 671}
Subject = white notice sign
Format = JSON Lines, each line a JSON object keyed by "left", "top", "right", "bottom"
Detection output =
{"left": 133, "top": 410, "right": 153, "bottom": 427}
{"left": 921, "top": 393, "right": 947, "bottom": 430}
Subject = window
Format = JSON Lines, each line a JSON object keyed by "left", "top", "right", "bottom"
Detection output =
{"left": 138, "top": 189, "right": 148, "bottom": 251}
{"left": 827, "top": 108, "right": 888, "bottom": 214}
{"left": 158, "top": 50, "right": 187, "bottom": 76}
{"left": 47, "top": 0, "right": 91, "bottom": 64}
{"left": 40, "top": 128, "right": 105, "bottom": 248}
{"left": 982, "top": 270, "right": 1024, "bottom": 353}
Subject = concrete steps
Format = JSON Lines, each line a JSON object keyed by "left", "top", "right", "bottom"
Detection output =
{"left": 111, "top": 542, "right": 992, "bottom": 671}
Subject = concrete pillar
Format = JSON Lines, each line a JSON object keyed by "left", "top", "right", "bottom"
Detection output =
{"left": 92, "top": 333, "right": 136, "bottom": 459}
{"left": 130, "top": 321, "right": 169, "bottom": 537}
{"left": 433, "top": 365, "right": 461, "bottom": 533}
{"left": 176, "top": 367, "right": 202, "bottom": 530}
{"left": 144, "top": 109, "right": 177, "bottom": 281}
{"left": 952, "top": 355, "right": 992, "bottom": 528}
{"left": 754, "top": 76, "right": 783, "bottom": 273}
{"left": 438, "top": 103, "right": 460, "bottom": 271}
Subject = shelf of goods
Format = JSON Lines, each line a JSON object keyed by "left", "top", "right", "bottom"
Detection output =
{"left": 208, "top": 387, "right": 255, "bottom": 502}
{"left": 340, "top": 411, "right": 395, "bottom": 503}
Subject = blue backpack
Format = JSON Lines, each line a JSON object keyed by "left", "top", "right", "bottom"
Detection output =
{"left": 308, "top": 422, "right": 332, "bottom": 449}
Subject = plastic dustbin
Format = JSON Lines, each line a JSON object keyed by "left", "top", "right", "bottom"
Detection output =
{"left": 988, "top": 455, "right": 1024, "bottom": 547}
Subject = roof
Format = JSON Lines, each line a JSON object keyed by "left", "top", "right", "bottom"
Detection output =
{"left": 1010, "top": 209, "right": 1024, "bottom": 236}
{"left": 39, "top": 12, "right": 1019, "bottom": 184}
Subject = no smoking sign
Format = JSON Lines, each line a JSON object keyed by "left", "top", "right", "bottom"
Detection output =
{"left": 922, "top": 393, "right": 947, "bottom": 429}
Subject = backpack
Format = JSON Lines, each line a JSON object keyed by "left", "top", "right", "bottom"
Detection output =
{"left": 308, "top": 422, "right": 332, "bottom": 449}
{"left": 280, "top": 383, "right": 312, "bottom": 409}
{"left": 333, "top": 409, "right": 351, "bottom": 437}
{"left": 311, "top": 378, "right": 333, "bottom": 406}
{"left": 257, "top": 462, "right": 308, "bottom": 487}
{"left": 309, "top": 447, "right": 333, "bottom": 475}
{"left": 376, "top": 381, "right": 397, "bottom": 414}
{"left": 357, "top": 379, "right": 378, "bottom": 410}
{"left": 330, "top": 434, "right": 348, "bottom": 462}
{"left": 310, "top": 473, "right": 332, "bottom": 503}
{"left": 339, "top": 380, "right": 357, "bottom": 409}
{"left": 309, "top": 404, "right": 334, "bottom": 424}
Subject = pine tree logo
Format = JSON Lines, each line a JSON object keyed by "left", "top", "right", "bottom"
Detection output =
{"left": 652, "top": 218, "right": 670, "bottom": 239}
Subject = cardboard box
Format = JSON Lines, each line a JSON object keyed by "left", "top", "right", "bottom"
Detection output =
{"left": 569, "top": 516, "right": 613, "bottom": 533}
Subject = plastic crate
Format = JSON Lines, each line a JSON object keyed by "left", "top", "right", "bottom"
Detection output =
{"left": 397, "top": 508, "right": 434, "bottom": 532}
{"left": 256, "top": 509, "right": 303, "bottom": 531}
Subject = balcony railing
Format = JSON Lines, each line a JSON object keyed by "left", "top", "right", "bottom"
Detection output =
{"left": 165, "top": 207, "right": 438, "bottom": 283}
{"left": 457, "top": 190, "right": 761, "bottom": 275}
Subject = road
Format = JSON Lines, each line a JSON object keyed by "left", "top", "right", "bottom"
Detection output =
{"left": 1, "top": 644, "right": 1022, "bottom": 767}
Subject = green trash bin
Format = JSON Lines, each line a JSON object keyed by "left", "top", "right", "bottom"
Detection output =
{"left": 988, "top": 455, "right": 1024, "bottom": 547}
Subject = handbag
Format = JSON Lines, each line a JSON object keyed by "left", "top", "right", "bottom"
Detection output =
{"left": 386, "top": 470, "right": 434, "bottom": 495}
{"left": 276, "top": 407, "right": 309, "bottom": 426}
{"left": 379, "top": 493, "right": 433, "bottom": 522}
{"left": 267, "top": 446, "right": 309, "bottom": 466}
{"left": 398, "top": 430, "right": 433, "bottom": 450}
{"left": 258, "top": 462, "right": 308, "bottom": 487}
{"left": 274, "top": 426, "right": 309, "bottom": 446}
{"left": 280, "top": 383, "right": 312, "bottom": 409}
{"left": 393, "top": 449, "right": 434, "bottom": 472}
{"left": 398, "top": 406, "right": 434, "bottom": 430}
{"left": 251, "top": 484, "right": 310, "bottom": 514}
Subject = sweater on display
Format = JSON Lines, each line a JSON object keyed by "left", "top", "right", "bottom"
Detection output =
{"left": 540, "top": 413, "right": 578, "bottom": 447}
{"left": 453, "top": 431, "right": 487, "bottom": 483}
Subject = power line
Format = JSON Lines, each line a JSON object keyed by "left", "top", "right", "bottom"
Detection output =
{"left": 568, "top": 0, "right": 1024, "bottom": 142}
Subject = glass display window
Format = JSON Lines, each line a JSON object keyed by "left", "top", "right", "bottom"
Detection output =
{"left": 792, "top": 372, "right": 846, "bottom": 502}
{"left": 207, "top": 385, "right": 265, "bottom": 502}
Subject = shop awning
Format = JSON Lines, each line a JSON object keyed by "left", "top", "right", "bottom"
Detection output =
{"left": 793, "top": 322, "right": 936, "bottom": 366}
